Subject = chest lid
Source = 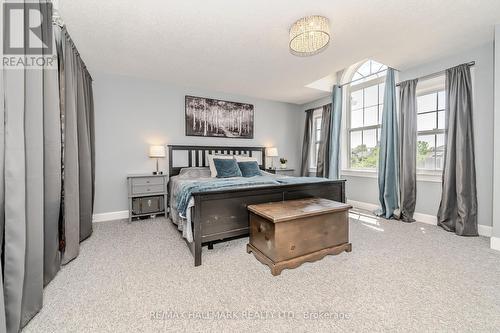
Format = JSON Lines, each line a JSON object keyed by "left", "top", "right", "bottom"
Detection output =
{"left": 248, "top": 198, "right": 352, "bottom": 223}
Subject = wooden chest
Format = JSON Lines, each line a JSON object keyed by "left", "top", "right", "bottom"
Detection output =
{"left": 247, "top": 198, "right": 352, "bottom": 275}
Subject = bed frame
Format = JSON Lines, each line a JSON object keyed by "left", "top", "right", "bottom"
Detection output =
{"left": 167, "top": 145, "right": 346, "bottom": 266}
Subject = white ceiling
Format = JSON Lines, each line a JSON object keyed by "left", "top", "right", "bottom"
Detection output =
{"left": 58, "top": 0, "right": 500, "bottom": 105}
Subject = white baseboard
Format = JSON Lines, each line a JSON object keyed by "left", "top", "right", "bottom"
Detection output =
{"left": 478, "top": 225, "right": 492, "bottom": 238}
{"left": 491, "top": 237, "right": 500, "bottom": 251}
{"left": 92, "top": 210, "right": 129, "bottom": 223}
{"left": 347, "top": 199, "right": 491, "bottom": 237}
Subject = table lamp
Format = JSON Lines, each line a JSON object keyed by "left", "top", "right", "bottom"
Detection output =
{"left": 149, "top": 145, "right": 166, "bottom": 175}
{"left": 266, "top": 147, "right": 279, "bottom": 170}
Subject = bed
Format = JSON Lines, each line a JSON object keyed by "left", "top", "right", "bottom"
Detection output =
{"left": 167, "top": 145, "right": 346, "bottom": 266}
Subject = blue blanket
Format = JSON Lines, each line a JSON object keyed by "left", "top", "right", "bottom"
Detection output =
{"left": 275, "top": 176, "right": 330, "bottom": 185}
{"left": 176, "top": 176, "right": 280, "bottom": 216}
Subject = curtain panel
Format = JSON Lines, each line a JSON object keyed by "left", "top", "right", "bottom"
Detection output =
{"left": 437, "top": 64, "right": 478, "bottom": 236}
{"left": 300, "top": 109, "right": 315, "bottom": 176}
{"left": 1, "top": 8, "right": 95, "bottom": 332}
{"left": 56, "top": 25, "right": 95, "bottom": 263}
{"left": 329, "top": 85, "right": 343, "bottom": 180}
{"left": 396, "top": 79, "right": 418, "bottom": 222}
{"left": 376, "top": 68, "right": 400, "bottom": 219}
{"left": 316, "top": 104, "right": 332, "bottom": 177}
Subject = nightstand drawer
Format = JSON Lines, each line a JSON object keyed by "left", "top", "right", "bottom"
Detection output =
{"left": 131, "top": 177, "right": 164, "bottom": 186}
{"left": 132, "top": 184, "right": 164, "bottom": 195}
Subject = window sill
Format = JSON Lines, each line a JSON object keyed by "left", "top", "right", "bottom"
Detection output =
{"left": 416, "top": 172, "right": 442, "bottom": 183}
{"left": 341, "top": 169, "right": 378, "bottom": 179}
{"left": 340, "top": 169, "right": 442, "bottom": 183}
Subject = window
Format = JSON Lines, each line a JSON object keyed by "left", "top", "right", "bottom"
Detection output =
{"left": 310, "top": 109, "right": 322, "bottom": 169}
{"left": 347, "top": 60, "right": 387, "bottom": 169}
{"left": 416, "top": 80, "right": 446, "bottom": 171}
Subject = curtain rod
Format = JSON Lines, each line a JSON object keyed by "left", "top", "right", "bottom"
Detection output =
{"left": 339, "top": 68, "right": 391, "bottom": 88}
{"left": 396, "top": 61, "right": 475, "bottom": 87}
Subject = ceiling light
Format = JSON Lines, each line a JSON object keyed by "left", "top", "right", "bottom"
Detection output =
{"left": 289, "top": 15, "right": 330, "bottom": 57}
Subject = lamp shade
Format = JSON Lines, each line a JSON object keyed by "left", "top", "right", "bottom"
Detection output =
{"left": 149, "top": 145, "right": 166, "bottom": 158}
{"left": 266, "top": 147, "right": 279, "bottom": 157}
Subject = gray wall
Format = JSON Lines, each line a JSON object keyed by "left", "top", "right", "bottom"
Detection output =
{"left": 93, "top": 73, "right": 302, "bottom": 214}
{"left": 493, "top": 26, "right": 500, "bottom": 239}
{"left": 300, "top": 42, "right": 495, "bottom": 228}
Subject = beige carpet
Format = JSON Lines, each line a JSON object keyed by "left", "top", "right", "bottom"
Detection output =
{"left": 23, "top": 211, "right": 500, "bottom": 332}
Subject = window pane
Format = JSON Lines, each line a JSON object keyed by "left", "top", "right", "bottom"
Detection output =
{"left": 417, "top": 112, "right": 437, "bottom": 131}
{"left": 350, "top": 131, "right": 362, "bottom": 150}
{"left": 350, "top": 130, "right": 378, "bottom": 169}
{"left": 378, "top": 83, "right": 385, "bottom": 104}
{"left": 378, "top": 104, "right": 384, "bottom": 124}
{"left": 435, "top": 133, "right": 445, "bottom": 169}
{"left": 351, "top": 109, "right": 363, "bottom": 128}
{"left": 437, "top": 111, "right": 446, "bottom": 129}
{"left": 315, "top": 117, "right": 322, "bottom": 130}
{"left": 363, "top": 129, "right": 377, "bottom": 148}
{"left": 438, "top": 90, "right": 445, "bottom": 110}
{"left": 364, "top": 85, "right": 378, "bottom": 107}
{"left": 364, "top": 106, "right": 378, "bottom": 126}
{"left": 357, "top": 61, "right": 371, "bottom": 77}
{"left": 350, "top": 90, "right": 363, "bottom": 110}
{"left": 417, "top": 93, "right": 437, "bottom": 113}
{"left": 417, "top": 135, "right": 436, "bottom": 169}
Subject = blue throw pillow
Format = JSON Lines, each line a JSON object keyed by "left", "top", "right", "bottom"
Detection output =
{"left": 213, "top": 158, "right": 242, "bottom": 178}
{"left": 237, "top": 161, "right": 262, "bottom": 177}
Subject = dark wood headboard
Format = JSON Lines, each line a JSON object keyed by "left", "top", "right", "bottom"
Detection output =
{"left": 168, "top": 145, "right": 266, "bottom": 176}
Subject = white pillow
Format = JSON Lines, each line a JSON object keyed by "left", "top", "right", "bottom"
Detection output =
{"left": 234, "top": 155, "right": 259, "bottom": 163}
{"left": 207, "top": 154, "right": 234, "bottom": 177}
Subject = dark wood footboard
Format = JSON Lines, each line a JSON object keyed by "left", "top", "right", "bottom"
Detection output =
{"left": 187, "top": 180, "right": 346, "bottom": 266}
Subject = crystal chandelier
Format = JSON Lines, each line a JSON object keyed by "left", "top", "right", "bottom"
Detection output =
{"left": 289, "top": 16, "right": 330, "bottom": 57}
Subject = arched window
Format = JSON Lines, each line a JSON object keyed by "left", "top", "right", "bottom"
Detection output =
{"left": 346, "top": 60, "right": 387, "bottom": 170}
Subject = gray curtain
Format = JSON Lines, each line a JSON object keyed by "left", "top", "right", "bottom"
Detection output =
{"left": 437, "top": 64, "right": 478, "bottom": 236}
{"left": 396, "top": 79, "right": 418, "bottom": 222}
{"left": 56, "top": 25, "right": 95, "bottom": 262}
{"left": 300, "top": 109, "right": 315, "bottom": 176}
{"left": 58, "top": 25, "right": 81, "bottom": 264}
{"left": 329, "top": 85, "right": 343, "bottom": 179}
{"left": 1, "top": 1, "right": 60, "bottom": 331}
{"left": 316, "top": 104, "right": 332, "bottom": 177}
{"left": 1, "top": 8, "right": 94, "bottom": 332}
{"left": 376, "top": 68, "right": 400, "bottom": 219}
{"left": 77, "top": 61, "right": 94, "bottom": 242}
{"left": 42, "top": 1, "right": 62, "bottom": 287}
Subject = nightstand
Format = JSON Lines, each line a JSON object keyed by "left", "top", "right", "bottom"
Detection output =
{"left": 127, "top": 174, "right": 168, "bottom": 222}
{"left": 266, "top": 168, "right": 295, "bottom": 176}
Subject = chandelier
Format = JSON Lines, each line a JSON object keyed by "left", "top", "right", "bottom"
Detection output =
{"left": 289, "top": 15, "right": 330, "bottom": 57}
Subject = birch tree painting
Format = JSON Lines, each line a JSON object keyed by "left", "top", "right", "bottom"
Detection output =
{"left": 185, "top": 96, "right": 254, "bottom": 138}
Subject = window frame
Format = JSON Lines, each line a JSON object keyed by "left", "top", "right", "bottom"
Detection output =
{"left": 346, "top": 75, "right": 386, "bottom": 171}
{"left": 309, "top": 108, "right": 323, "bottom": 170}
{"left": 416, "top": 86, "right": 447, "bottom": 175}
